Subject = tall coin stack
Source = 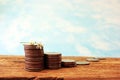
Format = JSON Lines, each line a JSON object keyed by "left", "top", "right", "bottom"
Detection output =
{"left": 44, "top": 52, "right": 61, "bottom": 69}
{"left": 24, "top": 44, "right": 44, "bottom": 72}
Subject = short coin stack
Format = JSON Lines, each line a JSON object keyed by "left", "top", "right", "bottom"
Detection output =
{"left": 44, "top": 52, "right": 61, "bottom": 69}
{"left": 61, "top": 59, "right": 76, "bottom": 67}
{"left": 24, "top": 44, "right": 44, "bottom": 72}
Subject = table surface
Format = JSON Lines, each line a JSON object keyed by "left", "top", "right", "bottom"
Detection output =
{"left": 0, "top": 55, "right": 120, "bottom": 80}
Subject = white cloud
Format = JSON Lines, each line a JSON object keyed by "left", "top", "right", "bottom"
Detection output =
{"left": 0, "top": 0, "right": 9, "bottom": 5}
{"left": 54, "top": 17, "right": 87, "bottom": 34}
{"left": 90, "top": 0, "right": 120, "bottom": 25}
{"left": 64, "top": 26, "right": 87, "bottom": 33}
{"left": 89, "top": 36, "right": 111, "bottom": 51}
{"left": 96, "top": 24, "right": 120, "bottom": 50}
{"left": 14, "top": 0, "right": 25, "bottom": 5}
{"left": 1, "top": 16, "right": 33, "bottom": 51}
{"left": 89, "top": 0, "right": 120, "bottom": 11}
{"left": 74, "top": 13, "right": 85, "bottom": 17}
{"left": 105, "top": 17, "right": 120, "bottom": 25}
{"left": 57, "top": 0, "right": 120, "bottom": 26}
{"left": 92, "top": 14, "right": 102, "bottom": 19}
{"left": 76, "top": 45, "right": 94, "bottom": 56}
{"left": 66, "top": 35, "right": 76, "bottom": 44}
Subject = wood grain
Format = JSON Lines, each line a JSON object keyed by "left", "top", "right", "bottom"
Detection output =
{"left": 0, "top": 55, "right": 120, "bottom": 80}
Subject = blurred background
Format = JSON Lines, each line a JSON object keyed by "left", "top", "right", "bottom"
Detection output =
{"left": 0, "top": 0, "right": 120, "bottom": 57}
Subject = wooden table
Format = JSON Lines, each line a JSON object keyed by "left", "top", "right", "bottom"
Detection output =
{"left": 0, "top": 55, "right": 120, "bottom": 80}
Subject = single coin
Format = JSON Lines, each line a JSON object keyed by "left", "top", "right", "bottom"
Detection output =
{"left": 44, "top": 53, "right": 61, "bottom": 60}
{"left": 61, "top": 63, "right": 76, "bottom": 67}
{"left": 25, "top": 61, "right": 44, "bottom": 64}
{"left": 47, "top": 66, "right": 61, "bottom": 69}
{"left": 25, "top": 68, "right": 43, "bottom": 72}
{"left": 76, "top": 61, "right": 90, "bottom": 65}
{"left": 25, "top": 57, "right": 44, "bottom": 62}
{"left": 25, "top": 65, "right": 44, "bottom": 69}
{"left": 45, "top": 58, "right": 61, "bottom": 61}
{"left": 93, "top": 57, "right": 106, "bottom": 60}
{"left": 86, "top": 58, "right": 99, "bottom": 62}
{"left": 44, "top": 52, "right": 61, "bottom": 56}
{"left": 62, "top": 59, "right": 75, "bottom": 62}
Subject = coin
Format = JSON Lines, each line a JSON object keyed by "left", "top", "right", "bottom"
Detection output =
{"left": 61, "top": 59, "right": 76, "bottom": 67}
{"left": 25, "top": 57, "right": 44, "bottom": 62}
{"left": 24, "top": 45, "right": 38, "bottom": 49}
{"left": 25, "top": 50, "right": 44, "bottom": 57}
{"left": 44, "top": 52, "right": 61, "bottom": 58}
{"left": 93, "top": 57, "right": 106, "bottom": 60}
{"left": 25, "top": 68, "right": 43, "bottom": 72}
{"left": 25, "top": 64, "right": 44, "bottom": 69}
{"left": 86, "top": 58, "right": 99, "bottom": 62}
{"left": 76, "top": 61, "right": 90, "bottom": 65}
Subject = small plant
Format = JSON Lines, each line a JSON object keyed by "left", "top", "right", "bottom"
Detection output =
{"left": 21, "top": 41, "right": 43, "bottom": 49}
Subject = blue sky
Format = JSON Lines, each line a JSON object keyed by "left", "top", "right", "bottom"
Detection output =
{"left": 0, "top": 0, "right": 120, "bottom": 57}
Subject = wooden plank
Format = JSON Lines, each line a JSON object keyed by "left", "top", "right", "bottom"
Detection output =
{"left": 0, "top": 55, "right": 120, "bottom": 80}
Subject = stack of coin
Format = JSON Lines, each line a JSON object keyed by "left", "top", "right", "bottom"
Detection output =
{"left": 24, "top": 45, "right": 44, "bottom": 72}
{"left": 44, "top": 52, "right": 61, "bottom": 69}
{"left": 61, "top": 59, "right": 76, "bottom": 67}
